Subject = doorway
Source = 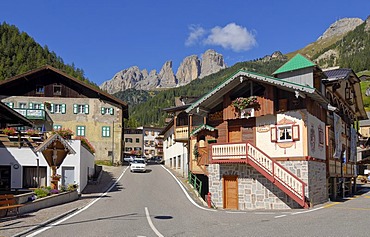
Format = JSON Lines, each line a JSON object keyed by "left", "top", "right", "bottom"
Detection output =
{"left": 0, "top": 166, "right": 11, "bottom": 191}
{"left": 62, "top": 167, "right": 75, "bottom": 187}
{"left": 223, "top": 175, "right": 238, "bottom": 210}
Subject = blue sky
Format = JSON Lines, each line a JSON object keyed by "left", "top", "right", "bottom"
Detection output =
{"left": 0, "top": 1, "right": 369, "bottom": 86}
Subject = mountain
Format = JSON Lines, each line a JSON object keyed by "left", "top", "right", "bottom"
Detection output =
{"left": 100, "top": 49, "right": 226, "bottom": 93}
{"left": 0, "top": 22, "right": 95, "bottom": 86}
{"left": 287, "top": 17, "right": 369, "bottom": 72}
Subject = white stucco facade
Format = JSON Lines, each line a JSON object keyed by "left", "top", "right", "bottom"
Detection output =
{"left": 0, "top": 140, "right": 94, "bottom": 193}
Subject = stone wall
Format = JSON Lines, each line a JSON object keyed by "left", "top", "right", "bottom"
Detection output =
{"left": 208, "top": 160, "right": 327, "bottom": 210}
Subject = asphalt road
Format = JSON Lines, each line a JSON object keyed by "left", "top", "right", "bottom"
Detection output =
{"left": 25, "top": 164, "right": 370, "bottom": 237}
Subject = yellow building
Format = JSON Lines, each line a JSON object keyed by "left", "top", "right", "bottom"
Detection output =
{"left": 0, "top": 66, "right": 128, "bottom": 164}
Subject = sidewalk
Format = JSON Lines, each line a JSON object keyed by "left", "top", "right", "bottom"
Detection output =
{"left": 0, "top": 165, "right": 126, "bottom": 237}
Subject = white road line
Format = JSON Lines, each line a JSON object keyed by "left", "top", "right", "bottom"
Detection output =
{"left": 145, "top": 207, "right": 164, "bottom": 237}
{"left": 291, "top": 206, "right": 324, "bottom": 215}
{"left": 254, "top": 212, "right": 276, "bottom": 215}
{"left": 26, "top": 166, "right": 129, "bottom": 237}
{"left": 161, "top": 165, "right": 216, "bottom": 212}
{"left": 274, "top": 214, "right": 287, "bottom": 218}
{"left": 226, "top": 211, "right": 247, "bottom": 214}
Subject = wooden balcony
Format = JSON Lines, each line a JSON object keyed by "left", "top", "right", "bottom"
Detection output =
{"left": 210, "top": 142, "right": 247, "bottom": 162}
{"left": 175, "top": 126, "right": 188, "bottom": 142}
{"left": 13, "top": 108, "right": 46, "bottom": 120}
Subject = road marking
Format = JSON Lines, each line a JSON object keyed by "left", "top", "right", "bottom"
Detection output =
{"left": 161, "top": 165, "right": 216, "bottom": 212}
{"left": 26, "top": 166, "right": 129, "bottom": 237}
{"left": 323, "top": 202, "right": 341, "bottom": 208}
{"left": 145, "top": 207, "right": 164, "bottom": 237}
{"left": 274, "top": 214, "right": 286, "bottom": 218}
{"left": 226, "top": 211, "right": 247, "bottom": 214}
{"left": 254, "top": 212, "right": 276, "bottom": 215}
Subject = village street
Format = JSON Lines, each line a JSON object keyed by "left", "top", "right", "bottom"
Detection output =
{"left": 21, "top": 164, "right": 370, "bottom": 237}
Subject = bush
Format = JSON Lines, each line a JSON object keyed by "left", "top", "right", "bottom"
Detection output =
{"left": 34, "top": 188, "right": 50, "bottom": 199}
{"left": 67, "top": 184, "right": 78, "bottom": 191}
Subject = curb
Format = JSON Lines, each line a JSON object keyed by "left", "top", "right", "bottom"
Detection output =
{"left": 12, "top": 208, "right": 79, "bottom": 237}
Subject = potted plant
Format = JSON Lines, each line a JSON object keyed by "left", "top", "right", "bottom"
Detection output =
{"left": 75, "top": 136, "right": 96, "bottom": 154}
{"left": 2, "top": 127, "right": 16, "bottom": 136}
{"left": 51, "top": 128, "right": 74, "bottom": 139}
{"left": 51, "top": 174, "right": 62, "bottom": 181}
{"left": 26, "top": 129, "right": 38, "bottom": 136}
{"left": 232, "top": 96, "right": 260, "bottom": 111}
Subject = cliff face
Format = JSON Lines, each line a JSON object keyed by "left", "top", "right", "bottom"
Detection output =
{"left": 99, "top": 49, "right": 226, "bottom": 94}
{"left": 317, "top": 18, "right": 364, "bottom": 41}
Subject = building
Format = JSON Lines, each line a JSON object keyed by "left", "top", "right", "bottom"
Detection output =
{"left": 124, "top": 128, "right": 143, "bottom": 157}
{"left": 0, "top": 66, "right": 128, "bottom": 164}
{"left": 183, "top": 54, "right": 366, "bottom": 210}
{"left": 139, "top": 126, "right": 163, "bottom": 159}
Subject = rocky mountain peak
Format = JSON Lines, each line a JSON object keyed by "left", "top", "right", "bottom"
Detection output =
{"left": 176, "top": 55, "right": 200, "bottom": 86}
{"left": 365, "top": 15, "right": 370, "bottom": 32}
{"left": 158, "top": 61, "right": 177, "bottom": 88}
{"left": 260, "top": 51, "right": 286, "bottom": 62}
{"left": 317, "top": 18, "right": 364, "bottom": 41}
{"left": 199, "top": 49, "right": 226, "bottom": 78}
{"left": 99, "top": 49, "right": 227, "bottom": 93}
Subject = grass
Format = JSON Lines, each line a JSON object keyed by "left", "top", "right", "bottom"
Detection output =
{"left": 95, "top": 160, "right": 113, "bottom": 166}
{"left": 360, "top": 81, "right": 370, "bottom": 111}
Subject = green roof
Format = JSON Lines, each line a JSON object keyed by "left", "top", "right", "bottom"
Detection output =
{"left": 190, "top": 124, "right": 217, "bottom": 136}
{"left": 273, "top": 54, "right": 316, "bottom": 75}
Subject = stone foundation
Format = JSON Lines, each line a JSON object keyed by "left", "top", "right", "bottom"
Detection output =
{"left": 208, "top": 160, "right": 327, "bottom": 210}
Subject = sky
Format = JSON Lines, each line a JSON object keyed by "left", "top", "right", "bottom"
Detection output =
{"left": 0, "top": 1, "right": 369, "bottom": 86}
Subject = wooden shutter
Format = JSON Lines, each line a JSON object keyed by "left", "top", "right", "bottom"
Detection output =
{"left": 292, "top": 124, "right": 300, "bottom": 141}
{"left": 73, "top": 104, "right": 78, "bottom": 114}
{"left": 271, "top": 126, "right": 277, "bottom": 142}
{"left": 109, "top": 108, "right": 114, "bottom": 115}
{"left": 50, "top": 104, "right": 55, "bottom": 114}
{"left": 61, "top": 104, "right": 66, "bottom": 114}
{"left": 85, "top": 105, "right": 89, "bottom": 114}
{"left": 101, "top": 107, "right": 106, "bottom": 115}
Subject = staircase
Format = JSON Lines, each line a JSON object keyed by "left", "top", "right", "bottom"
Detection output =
{"left": 211, "top": 142, "right": 309, "bottom": 208}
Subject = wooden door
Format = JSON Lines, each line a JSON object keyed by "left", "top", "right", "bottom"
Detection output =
{"left": 223, "top": 175, "right": 238, "bottom": 210}
{"left": 228, "top": 126, "right": 241, "bottom": 143}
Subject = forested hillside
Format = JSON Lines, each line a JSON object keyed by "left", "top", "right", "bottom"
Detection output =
{"left": 0, "top": 22, "right": 95, "bottom": 85}
{"left": 125, "top": 59, "right": 287, "bottom": 127}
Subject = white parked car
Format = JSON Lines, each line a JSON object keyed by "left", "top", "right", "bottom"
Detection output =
{"left": 130, "top": 158, "right": 147, "bottom": 173}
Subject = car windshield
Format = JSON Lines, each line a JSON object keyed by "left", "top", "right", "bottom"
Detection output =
{"left": 133, "top": 159, "right": 145, "bottom": 164}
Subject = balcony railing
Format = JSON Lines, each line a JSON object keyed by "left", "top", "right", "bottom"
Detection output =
{"left": 14, "top": 108, "right": 45, "bottom": 120}
{"left": 211, "top": 142, "right": 247, "bottom": 160}
{"left": 175, "top": 126, "right": 188, "bottom": 141}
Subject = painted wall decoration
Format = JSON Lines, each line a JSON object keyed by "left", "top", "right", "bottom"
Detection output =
{"left": 318, "top": 125, "right": 324, "bottom": 151}
{"left": 310, "top": 125, "right": 316, "bottom": 153}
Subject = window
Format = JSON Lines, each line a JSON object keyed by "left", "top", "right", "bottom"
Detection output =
{"left": 136, "top": 138, "right": 140, "bottom": 143}
{"left": 29, "top": 102, "right": 44, "bottom": 110}
{"left": 53, "top": 125, "right": 62, "bottom": 130}
{"left": 23, "top": 166, "right": 47, "bottom": 188}
{"left": 125, "top": 138, "right": 133, "bottom": 143}
{"left": 278, "top": 125, "right": 293, "bottom": 142}
{"left": 53, "top": 85, "right": 62, "bottom": 95}
{"left": 50, "top": 104, "right": 66, "bottom": 114}
{"left": 73, "top": 104, "right": 89, "bottom": 114}
{"left": 101, "top": 107, "right": 114, "bottom": 115}
{"left": 5, "top": 102, "right": 13, "bottom": 108}
{"left": 271, "top": 124, "right": 299, "bottom": 142}
{"left": 19, "top": 102, "right": 27, "bottom": 108}
{"left": 102, "top": 126, "right": 111, "bottom": 137}
{"left": 36, "top": 85, "right": 44, "bottom": 94}
{"left": 76, "top": 126, "right": 86, "bottom": 136}
{"left": 125, "top": 147, "right": 133, "bottom": 152}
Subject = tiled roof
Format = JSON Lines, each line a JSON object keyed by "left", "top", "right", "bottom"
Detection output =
{"left": 273, "top": 54, "right": 316, "bottom": 75}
